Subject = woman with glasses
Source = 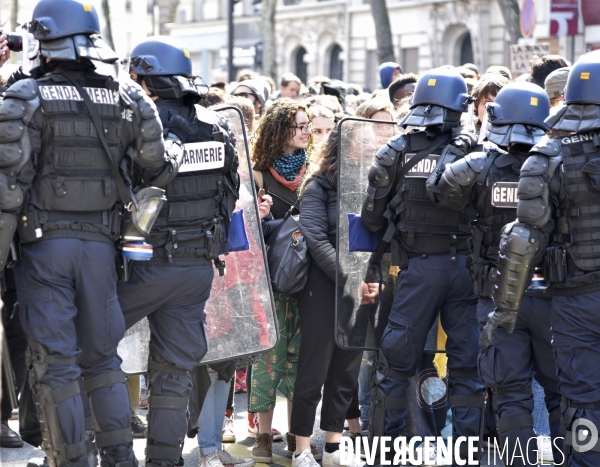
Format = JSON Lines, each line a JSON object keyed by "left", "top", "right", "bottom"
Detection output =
{"left": 248, "top": 98, "right": 321, "bottom": 464}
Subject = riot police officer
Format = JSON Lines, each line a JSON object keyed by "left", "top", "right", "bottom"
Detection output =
{"left": 490, "top": 50, "right": 600, "bottom": 467}
{"left": 116, "top": 36, "right": 239, "bottom": 467}
{"left": 2, "top": 1, "right": 170, "bottom": 466}
{"left": 428, "top": 82, "right": 563, "bottom": 466}
{"left": 360, "top": 68, "right": 484, "bottom": 464}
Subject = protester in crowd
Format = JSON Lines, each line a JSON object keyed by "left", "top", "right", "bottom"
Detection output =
{"left": 530, "top": 54, "right": 570, "bottom": 88}
{"left": 471, "top": 73, "right": 510, "bottom": 132}
{"left": 378, "top": 62, "right": 402, "bottom": 89}
{"left": 225, "top": 95, "right": 259, "bottom": 134}
{"left": 486, "top": 65, "right": 512, "bottom": 80}
{"left": 462, "top": 62, "right": 480, "bottom": 79}
{"left": 275, "top": 72, "right": 302, "bottom": 99}
{"left": 354, "top": 99, "right": 394, "bottom": 121}
{"left": 456, "top": 66, "right": 478, "bottom": 81}
{"left": 232, "top": 79, "right": 271, "bottom": 117}
{"left": 236, "top": 68, "right": 258, "bottom": 82}
{"left": 206, "top": 85, "right": 227, "bottom": 106}
{"left": 308, "top": 105, "right": 336, "bottom": 157}
{"left": 544, "top": 66, "right": 571, "bottom": 109}
{"left": 249, "top": 98, "right": 320, "bottom": 463}
{"left": 290, "top": 127, "right": 365, "bottom": 467}
{"left": 388, "top": 74, "right": 418, "bottom": 110}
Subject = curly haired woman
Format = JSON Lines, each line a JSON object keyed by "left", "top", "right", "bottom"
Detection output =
{"left": 248, "top": 98, "right": 320, "bottom": 463}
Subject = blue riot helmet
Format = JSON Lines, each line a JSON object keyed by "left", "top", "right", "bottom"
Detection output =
{"left": 486, "top": 82, "right": 550, "bottom": 147}
{"left": 24, "top": 0, "right": 117, "bottom": 65}
{"left": 563, "top": 50, "right": 600, "bottom": 106}
{"left": 400, "top": 68, "right": 471, "bottom": 130}
{"left": 129, "top": 36, "right": 207, "bottom": 102}
{"left": 545, "top": 50, "right": 600, "bottom": 133}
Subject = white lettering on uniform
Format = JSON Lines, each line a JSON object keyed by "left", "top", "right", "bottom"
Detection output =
{"left": 562, "top": 131, "right": 598, "bottom": 145}
{"left": 491, "top": 182, "right": 519, "bottom": 208}
{"left": 405, "top": 154, "right": 439, "bottom": 178}
{"left": 180, "top": 141, "right": 226, "bottom": 172}
{"left": 39, "top": 86, "right": 119, "bottom": 106}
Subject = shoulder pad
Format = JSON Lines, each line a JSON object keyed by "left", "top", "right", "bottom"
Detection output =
{"left": 387, "top": 133, "right": 406, "bottom": 152}
{"left": 376, "top": 141, "right": 401, "bottom": 167}
{"left": 195, "top": 104, "right": 218, "bottom": 126}
{"left": 463, "top": 151, "right": 489, "bottom": 173}
{"left": 521, "top": 154, "right": 553, "bottom": 177}
{"left": 4, "top": 78, "right": 38, "bottom": 101}
{"left": 530, "top": 137, "right": 561, "bottom": 157}
{"left": 121, "top": 81, "right": 144, "bottom": 102}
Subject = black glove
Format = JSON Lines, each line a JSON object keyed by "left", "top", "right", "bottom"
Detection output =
{"left": 161, "top": 108, "right": 191, "bottom": 143}
{"left": 479, "top": 308, "right": 518, "bottom": 348}
{"left": 449, "top": 125, "right": 478, "bottom": 156}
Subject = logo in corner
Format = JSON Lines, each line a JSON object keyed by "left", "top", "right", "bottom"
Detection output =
{"left": 572, "top": 418, "right": 598, "bottom": 453}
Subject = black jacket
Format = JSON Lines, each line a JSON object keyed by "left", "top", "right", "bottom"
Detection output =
{"left": 299, "top": 174, "right": 337, "bottom": 281}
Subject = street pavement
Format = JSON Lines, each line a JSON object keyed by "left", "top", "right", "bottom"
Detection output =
{"left": 1, "top": 389, "right": 556, "bottom": 467}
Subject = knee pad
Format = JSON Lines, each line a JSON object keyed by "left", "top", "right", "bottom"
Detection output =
{"left": 25, "top": 339, "right": 86, "bottom": 467}
{"left": 561, "top": 397, "right": 600, "bottom": 456}
{"left": 83, "top": 367, "right": 132, "bottom": 450}
{"left": 368, "top": 351, "right": 408, "bottom": 440}
{"left": 145, "top": 346, "right": 189, "bottom": 464}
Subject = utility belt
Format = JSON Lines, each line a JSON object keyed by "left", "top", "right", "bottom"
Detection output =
{"left": 154, "top": 217, "right": 225, "bottom": 263}
{"left": 388, "top": 231, "right": 469, "bottom": 269}
{"left": 18, "top": 207, "right": 120, "bottom": 244}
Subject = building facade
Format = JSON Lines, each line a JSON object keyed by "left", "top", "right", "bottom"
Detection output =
{"left": 169, "top": 0, "right": 600, "bottom": 89}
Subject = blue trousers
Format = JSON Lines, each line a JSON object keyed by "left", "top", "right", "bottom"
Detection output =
{"left": 478, "top": 296, "right": 562, "bottom": 466}
{"left": 197, "top": 369, "right": 230, "bottom": 456}
{"left": 15, "top": 239, "right": 131, "bottom": 452}
{"left": 551, "top": 292, "right": 600, "bottom": 467}
{"left": 375, "top": 254, "right": 484, "bottom": 454}
{"left": 118, "top": 262, "right": 212, "bottom": 454}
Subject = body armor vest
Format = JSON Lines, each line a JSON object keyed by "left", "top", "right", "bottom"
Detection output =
{"left": 149, "top": 102, "right": 236, "bottom": 264}
{"left": 24, "top": 73, "right": 126, "bottom": 243}
{"left": 392, "top": 131, "right": 474, "bottom": 256}
{"left": 469, "top": 150, "right": 524, "bottom": 296}
{"left": 557, "top": 133, "right": 600, "bottom": 271}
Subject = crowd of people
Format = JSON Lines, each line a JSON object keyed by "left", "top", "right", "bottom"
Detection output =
{"left": 1, "top": 2, "right": 600, "bottom": 467}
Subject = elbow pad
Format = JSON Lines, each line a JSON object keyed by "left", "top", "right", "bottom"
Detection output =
{"left": 149, "top": 140, "right": 184, "bottom": 187}
{"left": 493, "top": 222, "right": 542, "bottom": 311}
{"left": 364, "top": 135, "right": 404, "bottom": 211}
{"left": 516, "top": 149, "right": 562, "bottom": 228}
{"left": 123, "top": 82, "right": 166, "bottom": 169}
{"left": 435, "top": 150, "right": 489, "bottom": 208}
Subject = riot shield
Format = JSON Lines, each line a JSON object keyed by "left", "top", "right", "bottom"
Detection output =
{"left": 202, "top": 105, "right": 277, "bottom": 364}
{"left": 119, "top": 106, "right": 277, "bottom": 373}
{"left": 335, "top": 117, "right": 399, "bottom": 350}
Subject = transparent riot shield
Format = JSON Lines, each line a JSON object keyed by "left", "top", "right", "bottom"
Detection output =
{"left": 335, "top": 117, "right": 400, "bottom": 350}
{"left": 119, "top": 106, "right": 277, "bottom": 373}
{"left": 203, "top": 105, "right": 277, "bottom": 363}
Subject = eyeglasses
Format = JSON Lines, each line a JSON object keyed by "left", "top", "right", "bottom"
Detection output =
{"left": 292, "top": 123, "right": 313, "bottom": 134}
{"left": 234, "top": 92, "right": 258, "bottom": 103}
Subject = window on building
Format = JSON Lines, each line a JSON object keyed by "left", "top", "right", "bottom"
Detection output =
{"left": 459, "top": 33, "right": 474, "bottom": 65}
{"left": 179, "top": 8, "right": 187, "bottom": 22}
{"left": 329, "top": 44, "right": 343, "bottom": 80}
{"left": 126, "top": 0, "right": 132, "bottom": 12}
{"left": 401, "top": 47, "right": 419, "bottom": 73}
{"left": 295, "top": 46, "right": 308, "bottom": 84}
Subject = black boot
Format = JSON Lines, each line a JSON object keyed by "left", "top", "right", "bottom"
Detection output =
{"left": 99, "top": 445, "right": 138, "bottom": 467}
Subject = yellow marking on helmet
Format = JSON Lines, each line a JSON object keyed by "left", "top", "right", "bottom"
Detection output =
{"left": 581, "top": 72, "right": 590, "bottom": 80}
{"left": 83, "top": 3, "right": 92, "bottom": 12}
{"left": 428, "top": 79, "right": 437, "bottom": 86}
{"left": 183, "top": 49, "right": 190, "bottom": 58}
{"left": 530, "top": 97, "right": 538, "bottom": 106}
